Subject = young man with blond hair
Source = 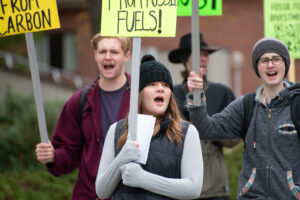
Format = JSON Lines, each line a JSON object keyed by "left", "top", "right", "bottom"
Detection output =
{"left": 35, "top": 33, "right": 132, "bottom": 199}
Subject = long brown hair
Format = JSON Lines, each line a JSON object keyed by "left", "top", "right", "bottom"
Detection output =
{"left": 116, "top": 92, "right": 183, "bottom": 149}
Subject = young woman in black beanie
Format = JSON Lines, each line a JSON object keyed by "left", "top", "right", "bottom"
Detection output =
{"left": 95, "top": 55, "right": 203, "bottom": 200}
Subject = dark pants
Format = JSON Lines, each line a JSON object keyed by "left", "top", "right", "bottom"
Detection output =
{"left": 200, "top": 197, "right": 230, "bottom": 200}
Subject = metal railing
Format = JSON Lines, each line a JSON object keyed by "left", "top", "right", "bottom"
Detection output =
{"left": 0, "top": 49, "right": 92, "bottom": 89}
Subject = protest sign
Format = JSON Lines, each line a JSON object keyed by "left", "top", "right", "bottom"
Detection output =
{"left": 100, "top": 0, "right": 177, "bottom": 37}
{"left": 101, "top": 1, "right": 177, "bottom": 139}
{"left": 0, "top": 0, "right": 61, "bottom": 142}
{"left": 0, "top": 0, "right": 60, "bottom": 37}
{"left": 177, "top": 0, "right": 222, "bottom": 16}
{"left": 264, "top": 0, "right": 300, "bottom": 58}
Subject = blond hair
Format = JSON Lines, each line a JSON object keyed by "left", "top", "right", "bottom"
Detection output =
{"left": 90, "top": 33, "right": 132, "bottom": 54}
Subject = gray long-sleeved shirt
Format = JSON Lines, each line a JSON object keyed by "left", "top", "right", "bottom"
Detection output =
{"left": 95, "top": 122, "right": 203, "bottom": 200}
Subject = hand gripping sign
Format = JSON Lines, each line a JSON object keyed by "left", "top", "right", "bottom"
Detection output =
{"left": 0, "top": 0, "right": 60, "bottom": 143}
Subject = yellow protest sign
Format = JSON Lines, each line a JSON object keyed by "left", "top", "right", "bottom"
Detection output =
{"left": 101, "top": 0, "right": 177, "bottom": 37}
{"left": 0, "top": 0, "right": 60, "bottom": 37}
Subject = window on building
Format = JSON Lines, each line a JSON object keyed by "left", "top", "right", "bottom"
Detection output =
{"left": 36, "top": 32, "right": 78, "bottom": 72}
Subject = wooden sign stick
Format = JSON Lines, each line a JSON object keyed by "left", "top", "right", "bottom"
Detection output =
{"left": 128, "top": 37, "right": 141, "bottom": 140}
{"left": 25, "top": 32, "right": 49, "bottom": 143}
{"left": 192, "top": 0, "right": 201, "bottom": 106}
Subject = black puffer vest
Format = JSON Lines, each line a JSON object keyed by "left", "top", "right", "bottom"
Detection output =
{"left": 111, "top": 119, "right": 189, "bottom": 200}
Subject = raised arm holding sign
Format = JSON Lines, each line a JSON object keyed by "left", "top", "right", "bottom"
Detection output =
{"left": 169, "top": 31, "right": 240, "bottom": 200}
{"left": 186, "top": 36, "right": 300, "bottom": 200}
{"left": 169, "top": 0, "right": 240, "bottom": 198}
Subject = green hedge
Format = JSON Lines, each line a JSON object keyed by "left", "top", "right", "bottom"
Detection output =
{"left": 225, "top": 143, "right": 244, "bottom": 200}
{"left": 0, "top": 88, "right": 76, "bottom": 199}
{"left": 0, "top": 88, "right": 62, "bottom": 171}
{"left": 0, "top": 170, "right": 77, "bottom": 200}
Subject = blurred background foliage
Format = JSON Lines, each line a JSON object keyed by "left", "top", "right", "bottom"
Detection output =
{"left": 225, "top": 143, "right": 243, "bottom": 199}
{"left": 0, "top": 88, "right": 243, "bottom": 200}
{"left": 0, "top": 88, "right": 77, "bottom": 199}
{"left": 0, "top": 35, "right": 25, "bottom": 51}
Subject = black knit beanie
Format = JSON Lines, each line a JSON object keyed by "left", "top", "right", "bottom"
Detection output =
{"left": 139, "top": 55, "right": 173, "bottom": 91}
{"left": 252, "top": 37, "right": 290, "bottom": 78}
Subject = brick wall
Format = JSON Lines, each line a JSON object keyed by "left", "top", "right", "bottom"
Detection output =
{"left": 59, "top": 0, "right": 300, "bottom": 95}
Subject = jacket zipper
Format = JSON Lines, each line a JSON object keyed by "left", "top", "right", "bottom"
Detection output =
{"left": 267, "top": 109, "right": 271, "bottom": 196}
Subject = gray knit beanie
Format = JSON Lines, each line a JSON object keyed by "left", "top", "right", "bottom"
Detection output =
{"left": 139, "top": 55, "right": 173, "bottom": 91}
{"left": 252, "top": 37, "right": 290, "bottom": 78}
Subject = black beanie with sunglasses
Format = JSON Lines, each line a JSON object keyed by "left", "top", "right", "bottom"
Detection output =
{"left": 252, "top": 37, "right": 290, "bottom": 78}
{"left": 139, "top": 55, "right": 173, "bottom": 91}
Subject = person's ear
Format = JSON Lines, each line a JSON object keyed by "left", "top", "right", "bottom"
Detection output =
{"left": 124, "top": 51, "right": 131, "bottom": 62}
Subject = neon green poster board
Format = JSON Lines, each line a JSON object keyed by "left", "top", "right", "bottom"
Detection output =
{"left": 101, "top": 0, "right": 178, "bottom": 37}
{"left": 0, "top": 0, "right": 60, "bottom": 37}
{"left": 264, "top": 0, "right": 300, "bottom": 58}
{"left": 177, "top": 0, "right": 222, "bottom": 16}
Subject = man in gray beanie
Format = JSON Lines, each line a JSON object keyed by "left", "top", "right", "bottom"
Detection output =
{"left": 252, "top": 37, "right": 290, "bottom": 78}
{"left": 186, "top": 37, "right": 300, "bottom": 199}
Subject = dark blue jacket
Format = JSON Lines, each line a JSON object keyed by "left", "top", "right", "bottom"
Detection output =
{"left": 111, "top": 119, "right": 189, "bottom": 200}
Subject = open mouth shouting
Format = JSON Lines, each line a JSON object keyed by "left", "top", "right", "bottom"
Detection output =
{"left": 154, "top": 95, "right": 165, "bottom": 106}
{"left": 266, "top": 71, "right": 277, "bottom": 77}
{"left": 104, "top": 64, "right": 114, "bottom": 70}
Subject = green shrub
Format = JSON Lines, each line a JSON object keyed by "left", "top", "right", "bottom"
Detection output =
{"left": 224, "top": 142, "right": 244, "bottom": 200}
{"left": 0, "top": 88, "right": 77, "bottom": 199}
{"left": 0, "top": 88, "right": 63, "bottom": 171}
{"left": 0, "top": 169, "right": 77, "bottom": 200}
